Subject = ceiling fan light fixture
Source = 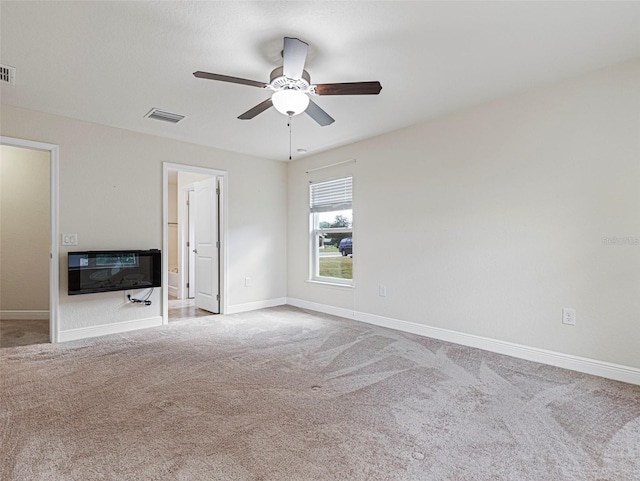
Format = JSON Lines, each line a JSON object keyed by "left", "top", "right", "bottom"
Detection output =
{"left": 272, "top": 89, "right": 309, "bottom": 116}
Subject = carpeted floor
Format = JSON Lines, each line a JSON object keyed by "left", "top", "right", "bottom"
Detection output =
{"left": 1, "top": 306, "right": 639, "bottom": 480}
{"left": 0, "top": 299, "right": 205, "bottom": 350}
{"left": 0, "top": 319, "right": 49, "bottom": 348}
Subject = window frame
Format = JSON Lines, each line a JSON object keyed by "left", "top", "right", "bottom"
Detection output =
{"left": 308, "top": 176, "right": 353, "bottom": 286}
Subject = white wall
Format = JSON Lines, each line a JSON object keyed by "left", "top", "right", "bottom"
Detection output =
{"left": 0, "top": 105, "right": 287, "bottom": 331}
{"left": 288, "top": 59, "right": 640, "bottom": 369}
{"left": 0, "top": 145, "right": 50, "bottom": 313}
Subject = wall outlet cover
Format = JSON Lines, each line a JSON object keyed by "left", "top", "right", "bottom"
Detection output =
{"left": 562, "top": 308, "right": 576, "bottom": 326}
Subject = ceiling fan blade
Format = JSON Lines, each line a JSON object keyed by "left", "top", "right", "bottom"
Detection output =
{"left": 305, "top": 99, "right": 334, "bottom": 127}
{"left": 193, "top": 71, "right": 267, "bottom": 88}
{"left": 238, "top": 98, "right": 273, "bottom": 120}
{"left": 282, "top": 37, "right": 308, "bottom": 80}
{"left": 314, "top": 81, "right": 382, "bottom": 96}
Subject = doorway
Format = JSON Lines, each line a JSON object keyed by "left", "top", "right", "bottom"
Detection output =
{"left": 0, "top": 136, "right": 59, "bottom": 344}
{"left": 162, "top": 163, "right": 227, "bottom": 324}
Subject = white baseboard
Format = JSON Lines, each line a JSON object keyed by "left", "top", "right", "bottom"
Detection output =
{"left": 287, "top": 298, "right": 356, "bottom": 320}
{"left": 286, "top": 298, "right": 640, "bottom": 386}
{"left": 58, "top": 316, "right": 163, "bottom": 342}
{"left": 168, "top": 285, "right": 178, "bottom": 298}
{"left": 0, "top": 310, "right": 49, "bottom": 320}
{"left": 226, "top": 297, "right": 287, "bottom": 315}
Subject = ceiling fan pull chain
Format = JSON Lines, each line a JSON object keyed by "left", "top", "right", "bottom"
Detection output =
{"left": 288, "top": 115, "right": 293, "bottom": 160}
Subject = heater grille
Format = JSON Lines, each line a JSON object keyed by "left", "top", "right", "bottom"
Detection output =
{"left": 144, "top": 108, "right": 185, "bottom": 124}
{"left": 0, "top": 64, "right": 16, "bottom": 85}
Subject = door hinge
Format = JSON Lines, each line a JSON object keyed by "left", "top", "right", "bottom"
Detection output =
{"left": 186, "top": 241, "right": 190, "bottom": 247}
{"left": 216, "top": 241, "right": 219, "bottom": 248}
{"left": 216, "top": 294, "right": 220, "bottom": 301}
{"left": 186, "top": 282, "right": 190, "bottom": 288}
{"left": 186, "top": 198, "right": 190, "bottom": 206}
{"left": 216, "top": 188, "right": 220, "bottom": 195}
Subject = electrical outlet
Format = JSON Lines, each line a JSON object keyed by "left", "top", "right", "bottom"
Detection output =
{"left": 379, "top": 285, "right": 387, "bottom": 297}
{"left": 245, "top": 277, "right": 252, "bottom": 287}
{"left": 562, "top": 308, "right": 576, "bottom": 326}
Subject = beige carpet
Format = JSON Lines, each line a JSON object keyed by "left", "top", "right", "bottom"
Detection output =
{"left": 0, "top": 319, "right": 49, "bottom": 348}
{"left": 1, "top": 306, "right": 639, "bottom": 480}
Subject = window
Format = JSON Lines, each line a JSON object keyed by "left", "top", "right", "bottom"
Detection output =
{"left": 310, "top": 176, "right": 353, "bottom": 284}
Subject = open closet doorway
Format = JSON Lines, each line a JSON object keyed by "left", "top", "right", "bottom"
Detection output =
{"left": 162, "top": 163, "right": 227, "bottom": 324}
{"left": 0, "top": 136, "right": 59, "bottom": 346}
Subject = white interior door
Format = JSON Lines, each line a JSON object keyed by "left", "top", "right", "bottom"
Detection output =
{"left": 194, "top": 177, "right": 219, "bottom": 313}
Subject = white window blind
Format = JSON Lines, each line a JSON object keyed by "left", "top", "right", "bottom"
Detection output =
{"left": 310, "top": 176, "right": 352, "bottom": 213}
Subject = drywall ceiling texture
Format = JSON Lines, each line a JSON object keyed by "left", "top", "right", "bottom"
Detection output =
{"left": 1, "top": 1, "right": 639, "bottom": 161}
{"left": 0, "top": 105, "right": 288, "bottom": 332}
{"left": 287, "top": 59, "right": 640, "bottom": 370}
{"left": 0, "top": 145, "right": 50, "bottom": 312}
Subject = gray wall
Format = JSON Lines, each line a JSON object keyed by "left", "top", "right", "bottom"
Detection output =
{"left": 287, "top": 59, "right": 640, "bottom": 369}
{"left": 0, "top": 145, "right": 50, "bottom": 315}
{"left": 0, "top": 105, "right": 288, "bottom": 330}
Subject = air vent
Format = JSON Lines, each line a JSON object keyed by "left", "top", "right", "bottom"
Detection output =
{"left": 0, "top": 64, "right": 16, "bottom": 85}
{"left": 144, "top": 108, "right": 185, "bottom": 124}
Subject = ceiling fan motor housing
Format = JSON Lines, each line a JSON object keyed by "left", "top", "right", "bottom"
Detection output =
{"left": 269, "top": 67, "right": 311, "bottom": 93}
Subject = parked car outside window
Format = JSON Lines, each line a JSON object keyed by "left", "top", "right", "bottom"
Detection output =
{"left": 338, "top": 237, "right": 352, "bottom": 256}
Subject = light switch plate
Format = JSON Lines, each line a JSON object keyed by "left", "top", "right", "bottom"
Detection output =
{"left": 62, "top": 233, "right": 78, "bottom": 246}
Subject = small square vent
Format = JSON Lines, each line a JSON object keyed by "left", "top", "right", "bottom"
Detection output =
{"left": 144, "top": 108, "right": 185, "bottom": 124}
{"left": 0, "top": 64, "right": 16, "bottom": 85}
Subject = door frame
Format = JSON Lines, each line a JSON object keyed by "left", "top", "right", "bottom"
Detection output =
{"left": 0, "top": 136, "right": 60, "bottom": 343}
{"left": 162, "top": 163, "right": 227, "bottom": 323}
{"left": 186, "top": 188, "right": 195, "bottom": 299}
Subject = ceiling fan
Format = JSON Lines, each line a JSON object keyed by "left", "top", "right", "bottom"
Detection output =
{"left": 193, "top": 37, "right": 382, "bottom": 126}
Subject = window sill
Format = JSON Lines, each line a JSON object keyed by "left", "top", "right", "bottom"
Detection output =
{"left": 306, "top": 279, "right": 354, "bottom": 290}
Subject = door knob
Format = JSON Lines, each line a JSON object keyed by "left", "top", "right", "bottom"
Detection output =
{"left": 193, "top": 249, "right": 198, "bottom": 254}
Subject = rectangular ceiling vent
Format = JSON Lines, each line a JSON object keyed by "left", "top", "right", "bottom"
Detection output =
{"left": 144, "top": 108, "right": 185, "bottom": 124}
{"left": 0, "top": 64, "right": 16, "bottom": 85}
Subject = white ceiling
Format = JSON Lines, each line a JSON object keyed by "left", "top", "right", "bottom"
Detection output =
{"left": 1, "top": 1, "right": 639, "bottom": 161}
